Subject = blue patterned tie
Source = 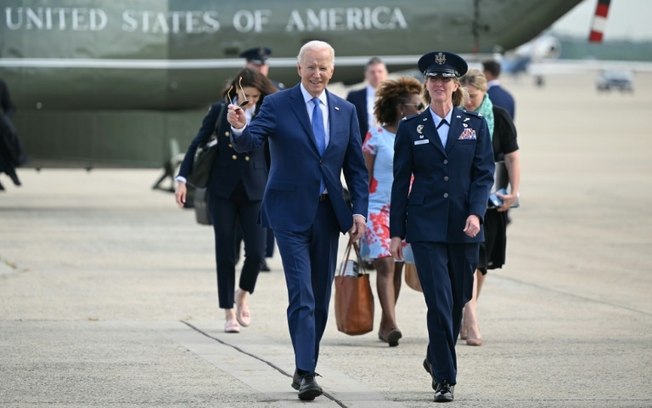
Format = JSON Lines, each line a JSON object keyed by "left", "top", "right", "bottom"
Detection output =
{"left": 311, "top": 97, "right": 327, "bottom": 193}
{"left": 311, "top": 97, "right": 326, "bottom": 156}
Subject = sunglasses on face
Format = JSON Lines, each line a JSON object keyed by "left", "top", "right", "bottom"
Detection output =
{"left": 226, "top": 76, "right": 249, "bottom": 107}
{"left": 403, "top": 102, "right": 426, "bottom": 111}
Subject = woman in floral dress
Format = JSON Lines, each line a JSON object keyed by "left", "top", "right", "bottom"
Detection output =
{"left": 361, "top": 76, "right": 424, "bottom": 346}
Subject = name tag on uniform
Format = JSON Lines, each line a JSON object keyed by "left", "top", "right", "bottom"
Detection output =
{"left": 414, "top": 139, "right": 429, "bottom": 145}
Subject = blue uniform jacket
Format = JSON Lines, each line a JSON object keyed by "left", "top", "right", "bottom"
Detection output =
{"left": 390, "top": 107, "right": 495, "bottom": 243}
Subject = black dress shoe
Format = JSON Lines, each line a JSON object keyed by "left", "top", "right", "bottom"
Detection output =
{"left": 434, "top": 380, "right": 454, "bottom": 402}
{"left": 9, "top": 172, "right": 21, "bottom": 186}
{"left": 423, "top": 358, "right": 436, "bottom": 390}
{"left": 260, "top": 260, "right": 271, "bottom": 272}
{"left": 298, "top": 374, "right": 323, "bottom": 401}
{"left": 291, "top": 369, "right": 301, "bottom": 390}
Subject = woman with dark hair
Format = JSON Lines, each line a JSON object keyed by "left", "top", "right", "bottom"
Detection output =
{"left": 175, "top": 68, "right": 277, "bottom": 333}
{"left": 360, "top": 76, "right": 424, "bottom": 346}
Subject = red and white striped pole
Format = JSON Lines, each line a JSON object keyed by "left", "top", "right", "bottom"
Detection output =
{"left": 588, "top": 0, "right": 611, "bottom": 42}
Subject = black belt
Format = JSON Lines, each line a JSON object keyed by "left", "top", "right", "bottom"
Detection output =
{"left": 319, "top": 193, "right": 328, "bottom": 201}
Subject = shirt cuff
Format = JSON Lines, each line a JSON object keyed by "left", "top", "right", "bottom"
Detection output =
{"left": 231, "top": 123, "right": 246, "bottom": 135}
{"left": 175, "top": 176, "right": 187, "bottom": 183}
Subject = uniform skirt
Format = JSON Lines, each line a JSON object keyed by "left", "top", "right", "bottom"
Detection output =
{"left": 478, "top": 209, "right": 507, "bottom": 274}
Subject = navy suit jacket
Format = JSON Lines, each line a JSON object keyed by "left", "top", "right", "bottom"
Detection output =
{"left": 487, "top": 85, "right": 515, "bottom": 119}
{"left": 178, "top": 102, "right": 267, "bottom": 200}
{"left": 231, "top": 85, "right": 369, "bottom": 233}
{"left": 345, "top": 87, "right": 369, "bottom": 142}
{"left": 390, "top": 107, "right": 495, "bottom": 243}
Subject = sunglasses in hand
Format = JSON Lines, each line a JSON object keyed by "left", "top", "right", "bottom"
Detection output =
{"left": 227, "top": 76, "right": 250, "bottom": 108}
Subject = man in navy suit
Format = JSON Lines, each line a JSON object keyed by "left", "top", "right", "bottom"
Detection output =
{"left": 345, "top": 57, "right": 388, "bottom": 142}
{"left": 482, "top": 59, "right": 516, "bottom": 119}
{"left": 390, "top": 51, "right": 494, "bottom": 403}
{"left": 227, "top": 40, "right": 369, "bottom": 401}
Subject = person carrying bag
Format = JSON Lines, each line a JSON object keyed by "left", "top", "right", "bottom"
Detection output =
{"left": 174, "top": 68, "right": 276, "bottom": 334}
{"left": 186, "top": 106, "right": 225, "bottom": 225}
{"left": 186, "top": 115, "right": 222, "bottom": 189}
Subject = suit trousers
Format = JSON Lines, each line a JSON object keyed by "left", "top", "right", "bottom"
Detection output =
{"left": 411, "top": 242, "right": 478, "bottom": 385}
{"left": 264, "top": 228, "right": 275, "bottom": 258}
{"left": 209, "top": 183, "right": 265, "bottom": 309}
{"left": 273, "top": 198, "right": 340, "bottom": 373}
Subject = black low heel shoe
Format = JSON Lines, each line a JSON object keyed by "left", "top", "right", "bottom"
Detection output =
{"left": 379, "top": 328, "right": 402, "bottom": 347}
{"left": 298, "top": 374, "right": 323, "bottom": 401}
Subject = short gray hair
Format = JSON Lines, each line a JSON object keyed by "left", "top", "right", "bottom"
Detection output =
{"left": 297, "top": 40, "right": 335, "bottom": 66}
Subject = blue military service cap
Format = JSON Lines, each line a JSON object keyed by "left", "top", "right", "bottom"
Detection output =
{"left": 239, "top": 47, "right": 272, "bottom": 65}
{"left": 417, "top": 51, "right": 468, "bottom": 78}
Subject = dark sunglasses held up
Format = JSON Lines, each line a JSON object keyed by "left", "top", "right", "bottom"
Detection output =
{"left": 226, "top": 76, "right": 249, "bottom": 107}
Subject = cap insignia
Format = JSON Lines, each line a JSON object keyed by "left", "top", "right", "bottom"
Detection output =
{"left": 435, "top": 52, "right": 446, "bottom": 65}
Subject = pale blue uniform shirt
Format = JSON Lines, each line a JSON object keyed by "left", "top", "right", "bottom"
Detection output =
{"left": 429, "top": 108, "right": 453, "bottom": 148}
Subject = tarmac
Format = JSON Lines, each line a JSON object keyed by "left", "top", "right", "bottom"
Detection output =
{"left": 1, "top": 72, "right": 652, "bottom": 407}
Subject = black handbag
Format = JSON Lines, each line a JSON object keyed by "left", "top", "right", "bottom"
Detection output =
{"left": 186, "top": 105, "right": 225, "bottom": 188}
{"left": 193, "top": 187, "right": 212, "bottom": 225}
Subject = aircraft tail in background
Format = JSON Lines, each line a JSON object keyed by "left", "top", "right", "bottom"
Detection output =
{"left": 589, "top": 0, "right": 612, "bottom": 42}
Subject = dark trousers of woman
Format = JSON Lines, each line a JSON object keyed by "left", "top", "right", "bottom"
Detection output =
{"left": 411, "top": 242, "right": 477, "bottom": 385}
{"left": 209, "top": 183, "right": 264, "bottom": 309}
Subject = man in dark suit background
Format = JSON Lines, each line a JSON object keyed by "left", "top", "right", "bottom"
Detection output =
{"left": 482, "top": 59, "right": 516, "bottom": 119}
{"left": 345, "top": 57, "right": 388, "bottom": 142}
{"left": 227, "top": 40, "right": 369, "bottom": 401}
{"left": 240, "top": 46, "right": 286, "bottom": 90}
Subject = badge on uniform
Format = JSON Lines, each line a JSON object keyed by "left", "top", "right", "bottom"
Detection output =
{"left": 458, "top": 128, "right": 477, "bottom": 140}
{"left": 414, "top": 139, "right": 429, "bottom": 145}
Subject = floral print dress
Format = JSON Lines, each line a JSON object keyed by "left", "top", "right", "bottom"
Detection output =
{"left": 360, "top": 126, "right": 397, "bottom": 261}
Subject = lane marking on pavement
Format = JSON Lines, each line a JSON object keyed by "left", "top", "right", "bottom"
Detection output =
{"left": 181, "top": 320, "right": 348, "bottom": 407}
{"left": 174, "top": 320, "right": 407, "bottom": 407}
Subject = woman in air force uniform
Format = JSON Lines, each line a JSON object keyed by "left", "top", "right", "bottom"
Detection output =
{"left": 389, "top": 51, "right": 494, "bottom": 403}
